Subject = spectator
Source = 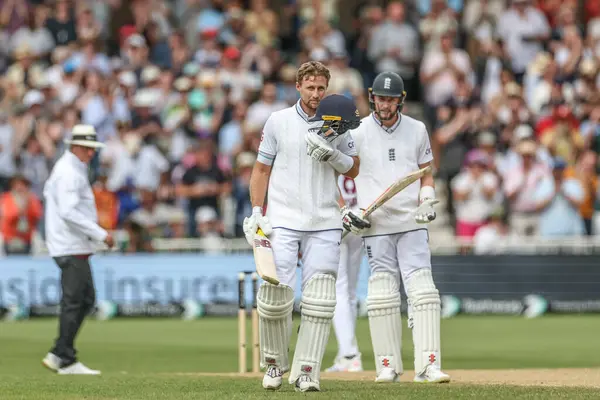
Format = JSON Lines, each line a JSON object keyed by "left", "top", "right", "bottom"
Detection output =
{"left": 420, "top": 27, "right": 473, "bottom": 127}
{"left": 419, "top": 0, "right": 459, "bottom": 52}
{"left": 496, "top": 0, "right": 550, "bottom": 84}
{"left": 245, "top": 82, "right": 287, "bottom": 130}
{"left": 568, "top": 151, "right": 598, "bottom": 235}
{"left": 451, "top": 149, "right": 500, "bottom": 239}
{"left": 0, "top": 175, "right": 42, "bottom": 255}
{"left": 93, "top": 171, "right": 119, "bottom": 231}
{"left": 176, "top": 140, "right": 227, "bottom": 237}
{"left": 0, "top": 110, "right": 17, "bottom": 192}
{"left": 503, "top": 139, "right": 550, "bottom": 236}
{"left": 535, "top": 157, "right": 585, "bottom": 236}
{"left": 368, "top": 1, "right": 420, "bottom": 100}
{"left": 473, "top": 205, "right": 512, "bottom": 254}
{"left": 232, "top": 151, "right": 255, "bottom": 237}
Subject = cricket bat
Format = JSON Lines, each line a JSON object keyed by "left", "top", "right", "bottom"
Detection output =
{"left": 342, "top": 165, "right": 432, "bottom": 239}
{"left": 253, "top": 228, "right": 280, "bottom": 285}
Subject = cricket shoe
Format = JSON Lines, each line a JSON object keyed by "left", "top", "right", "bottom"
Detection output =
{"left": 294, "top": 375, "right": 320, "bottom": 392}
{"left": 375, "top": 367, "right": 400, "bottom": 383}
{"left": 58, "top": 362, "right": 101, "bottom": 375}
{"left": 325, "top": 354, "right": 363, "bottom": 372}
{"left": 42, "top": 353, "right": 61, "bottom": 372}
{"left": 262, "top": 365, "right": 283, "bottom": 390}
{"left": 414, "top": 365, "right": 450, "bottom": 383}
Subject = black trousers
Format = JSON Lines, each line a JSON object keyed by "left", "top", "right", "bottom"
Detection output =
{"left": 50, "top": 255, "right": 96, "bottom": 367}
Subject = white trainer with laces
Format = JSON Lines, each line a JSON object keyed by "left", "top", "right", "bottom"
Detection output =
{"left": 413, "top": 365, "right": 450, "bottom": 383}
{"left": 325, "top": 354, "right": 363, "bottom": 372}
{"left": 42, "top": 353, "right": 61, "bottom": 372}
{"left": 375, "top": 367, "right": 400, "bottom": 383}
{"left": 262, "top": 365, "right": 283, "bottom": 390}
{"left": 294, "top": 374, "right": 320, "bottom": 392}
{"left": 58, "top": 362, "right": 101, "bottom": 375}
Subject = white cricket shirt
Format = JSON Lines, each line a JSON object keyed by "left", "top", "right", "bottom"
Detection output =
{"left": 44, "top": 151, "right": 108, "bottom": 257}
{"left": 257, "top": 101, "right": 357, "bottom": 231}
{"left": 352, "top": 113, "right": 433, "bottom": 236}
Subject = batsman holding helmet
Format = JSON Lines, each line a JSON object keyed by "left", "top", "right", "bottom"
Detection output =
{"left": 243, "top": 61, "right": 361, "bottom": 392}
{"left": 343, "top": 71, "right": 450, "bottom": 383}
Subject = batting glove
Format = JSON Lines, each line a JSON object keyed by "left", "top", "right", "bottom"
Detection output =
{"left": 243, "top": 206, "right": 273, "bottom": 246}
{"left": 305, "top": 131, "right": 335, "bottom": 162}
{"left": 414, "top": 198, "right": 439, "bottom": 224}
{"left": 341, "top": 206, "right": 371, "bottom": 234}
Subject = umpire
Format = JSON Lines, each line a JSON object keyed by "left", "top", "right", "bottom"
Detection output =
{"left": 41, "top": 125, "right": 114, "bottom": 375}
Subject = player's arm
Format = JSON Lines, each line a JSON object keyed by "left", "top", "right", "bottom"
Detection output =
{"left": 243, "top": 118, "right": 276, "bottom": 244}
{"left": 336, "top": 132, "right": 360, "bottom": 179}
{"left": 249, "top": 161, "right": 272, "bottom": 209}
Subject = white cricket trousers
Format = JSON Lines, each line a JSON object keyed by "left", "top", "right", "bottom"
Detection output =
{"left": 269, "top": 228, "right": 342, "bottom": 288}
{"left": 332, "top": 232, "right": 363, "bottom": 358}
{"left": 362, "top": 229, "right": 431, "bottom": 283}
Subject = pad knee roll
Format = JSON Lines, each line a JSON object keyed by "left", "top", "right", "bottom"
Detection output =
{"left": 405, "top": 268, "right": 441, "bottom": 374}
{"left": 289, "top": 273, "right": 336, "bottom": 384}
{"left": 367, "top": 272, "right": 403, "bottom": 374}
{"left": 257, "top": 282, "right": 294, "bottom": 371}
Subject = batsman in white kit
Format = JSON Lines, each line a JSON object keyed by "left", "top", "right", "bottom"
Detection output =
{"left": 243, "top": 61, "right": 362, "bottom": 392}
{"left": 344, "top": 71, "right": 450, "bottom": 383}
{"left": 325, "top": 175, "right": 365, "bottom": 372}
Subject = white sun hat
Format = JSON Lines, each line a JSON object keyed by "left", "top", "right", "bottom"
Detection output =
{"left": 64, "top": 124, "right": 105, "bottom": 148}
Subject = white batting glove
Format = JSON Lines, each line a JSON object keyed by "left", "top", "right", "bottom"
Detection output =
{"left": 243, "top": 206, "right": 273, "bottom": 246}
{"left": 341, "top": 206, "right": 371, "bottom": 234}
{"left": 305, "top": 131, "right": 334, "bottom": 162}
{"left": 414, "top": 198, "right": 439, "bottom": 224}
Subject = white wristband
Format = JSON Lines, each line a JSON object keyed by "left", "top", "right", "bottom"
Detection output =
{"left": 327, "top": 150, "right": 354, "bottom": 174}
{"left": 252, "top": 206, "right": 263, "bottom": 215}
{"left": 419, "top": 186, "right": 435, "bottom": 202}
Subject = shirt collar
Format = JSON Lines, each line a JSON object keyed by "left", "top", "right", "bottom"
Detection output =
{"left": 65, "top": 150, "right": 88, "bottom": 173}
{"left": 372, "top": 112, "right": 402, "bottom": 134}
{"left": 295, "top": 100, "right": 310, "bottom": 122}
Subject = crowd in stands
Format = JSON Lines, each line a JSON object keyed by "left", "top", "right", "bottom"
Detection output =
{"left": 0, "top": 0, "right": 599, "bottom": 255}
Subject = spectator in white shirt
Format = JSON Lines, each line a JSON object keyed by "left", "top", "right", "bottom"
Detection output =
{"left": 133, "top": 140, "right": 170, "bottom": 192}
{"left": 473, "top": 206, "right": 513, "bottom": 254}
{"left": 503, "top": 139, "right": 550, "bottom": 236}
{"left": 451, "top": 149, "right": 500, "bottom": 239}
{"left": 420, "top": 27, "right": 473, "bottom": 125}
{"left": 496, "top": 0, "right": 550, "bottom": 83}
{"left": 245, "top": 82, "right": 287, "bottom": 130}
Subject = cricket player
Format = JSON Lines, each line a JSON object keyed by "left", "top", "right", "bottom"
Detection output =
{"left": 326, "top": 175, "right": 364, "bottom": 372}
{"left": 344, "top": 71, "right": 451, "bottom": 383}
{"left": 243, "top": 61, "right": 361, "bottom": 392}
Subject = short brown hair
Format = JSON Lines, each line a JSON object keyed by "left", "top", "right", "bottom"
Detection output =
{"left": 296, "top": 61, "right": 331, "bottom": 84}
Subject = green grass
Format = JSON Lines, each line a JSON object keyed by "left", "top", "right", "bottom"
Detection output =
{"left": 0, "top": 315, "right": 599, "bottom": 399}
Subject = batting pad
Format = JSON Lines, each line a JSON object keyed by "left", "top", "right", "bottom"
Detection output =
{"left": 289, "top": 273, "right": 336, "bottom": 384}
{"left": 366, "top": 272, "right": 403, "bottom": 375}
{"left": 405, "top": 268, "right": 441, "bottom": 375}
{"left": 257, "top": 282, "right": 295, "bottom": 372}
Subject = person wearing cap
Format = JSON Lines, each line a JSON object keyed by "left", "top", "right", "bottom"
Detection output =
{"left": 535, "top": 157, "right": 585, "bottom": 237}
{"left": 244, "top": 61, "right": 359, "bottom": 392}
{"left": 472, "top": 205, "right": 512, "bottom": 255}
{"left": 503, "top": 138, "right": 551, "bottom": 236}
{"left": 451, "top": 149, "right": 500, "bottom": 240}
{"left": 343, "top": 71, "right": 450, "bottom": 384}
{"left": 41, "top": 124, "right": 113, "bottom": 375}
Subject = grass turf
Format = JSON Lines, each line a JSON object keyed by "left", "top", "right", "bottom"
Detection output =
{"left": 1, "top": 315, "right": 599, "bottom": 399}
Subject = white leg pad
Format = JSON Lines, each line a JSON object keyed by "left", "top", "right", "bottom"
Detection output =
{"left": 257, "top": 282, "right": 295, "bottom": 372}
{"left": 288, "top": 273, "right": 336, "bottom": 384}
{"left": 405, "top": 268, "right": 441, "bottom": 375}
{"left": 367, "top": 272, "right": 403, "bottom": 375}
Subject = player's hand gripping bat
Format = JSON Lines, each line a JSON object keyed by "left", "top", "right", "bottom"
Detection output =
{"left": 341, "top": 165, "right": 433, "bottom": 239}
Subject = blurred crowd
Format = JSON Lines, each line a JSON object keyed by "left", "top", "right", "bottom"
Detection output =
{"left": 0, "top": 0, "right": 599, "bottom": 255}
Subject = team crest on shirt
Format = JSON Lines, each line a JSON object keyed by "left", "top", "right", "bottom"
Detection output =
{"left": 388, "top": 148, "right": 396, "bottom": 161}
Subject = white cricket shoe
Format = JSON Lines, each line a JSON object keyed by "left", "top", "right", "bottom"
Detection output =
{"left": 294, "top": 375, "right": 320, "bottom": 392}
{"left": 42, "top": 353, "right": 61, "bottom": 372}
{"left": 414, "top": 365, "right": 450, "bottom": 383}
{"left": 262, "top": 365, "right": 283, "bottom": 390}
{"left": 58, "top": 362, "right": 101, "bottom": 375}
{"left": 326, "top": 354, "right": 363, "bottom": 372}
{"left": 375, "top": 367, "right": 400, "bottom": 383}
